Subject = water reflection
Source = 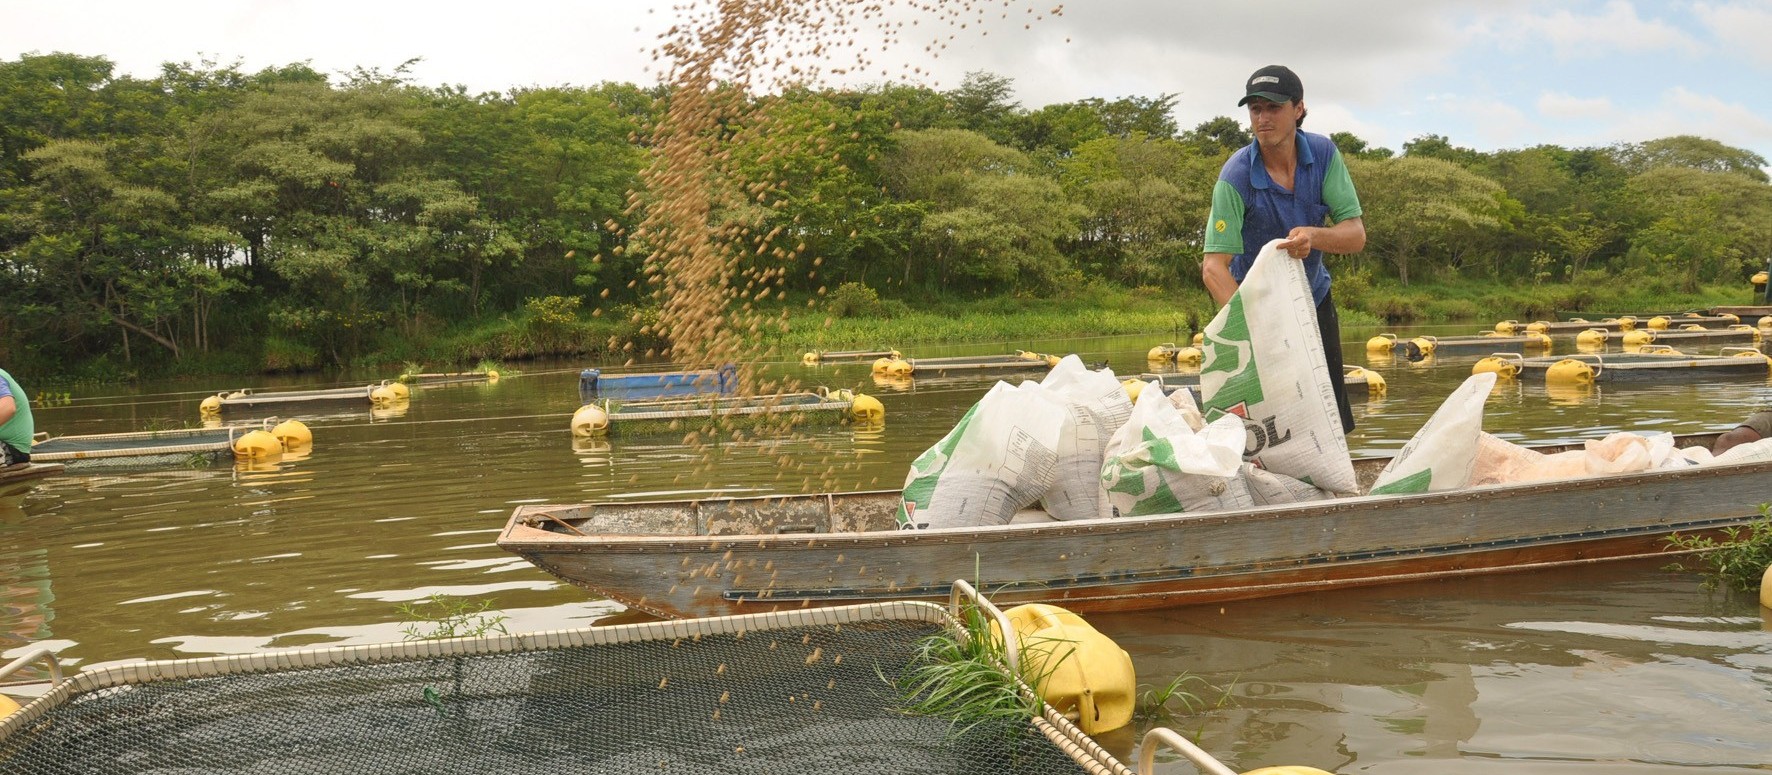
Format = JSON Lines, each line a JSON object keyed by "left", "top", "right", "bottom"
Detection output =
{"left": 1544, "top": 381, "right": 1598, "bottom": 407}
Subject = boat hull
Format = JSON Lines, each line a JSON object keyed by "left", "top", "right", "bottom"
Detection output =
{"left": 501, "top": 437, "right": 1761, "bottom": 619}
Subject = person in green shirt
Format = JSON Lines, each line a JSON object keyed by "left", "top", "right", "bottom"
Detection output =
{"left": 0, "top": 368, "right": 34, "bottom": 465}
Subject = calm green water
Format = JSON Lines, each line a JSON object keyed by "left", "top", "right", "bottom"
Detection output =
{"left": 4, "top": 324, "right": 1770, "bottom": 772}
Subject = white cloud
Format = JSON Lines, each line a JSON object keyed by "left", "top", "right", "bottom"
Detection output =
{"left": 1478, "top": 0, "right": 1701, "bottom": 58}
{"left": 1693, "top": 2, "right": 1772, "bottom": 66}
{"left": 1535, "top": 91, "right": 1618, "bottom": 120}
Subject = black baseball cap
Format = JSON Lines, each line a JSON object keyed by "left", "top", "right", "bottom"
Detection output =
{"left": 1237, "top": 65, "right": 1303, "bottom": 106}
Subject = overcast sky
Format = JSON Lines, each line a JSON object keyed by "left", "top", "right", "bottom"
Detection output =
{"left": 6, "top": 0, "right": 1772, "bottom": 167}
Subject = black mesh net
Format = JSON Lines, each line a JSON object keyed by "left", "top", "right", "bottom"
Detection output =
{"left": 0, "top": 619, "right": 1093, "bottom": 775}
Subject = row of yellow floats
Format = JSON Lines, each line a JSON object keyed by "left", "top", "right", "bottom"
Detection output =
{"left": 1472, "top": 344, "right": 1772, "bottom": 384}
{"left": 1496, "top": 312, "right": 1746, "bottom": 334}
{"left": 1147, "top": 333, "right": 1207, "bottom": 364}
{"left": 229, "top": 419, "right": 314, "bottom": 461}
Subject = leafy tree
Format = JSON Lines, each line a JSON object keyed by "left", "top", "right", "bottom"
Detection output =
{"left": 1058, "top": 135, "right": 1216, "bottom": 286}
{"left": 1402, "top": 133, "right": 1483, "bottom": 167}
{"left": 1616, "top": 135, "right": 1769, "bottom": 183}
{"left": 1181, "top": 117, "right": 1249, "bottom": 157}
{"left": 1348, "top": 155, "right": 1507, "bottom": 285}
{"left": 1329, "top": 131, "right": 1392, "bottom": 159}
{"left": 1623, "top": 165, "right": 1772, "bottom": 290}
{"left": 886, "top": 128, "right": 1080, "bottom": 291}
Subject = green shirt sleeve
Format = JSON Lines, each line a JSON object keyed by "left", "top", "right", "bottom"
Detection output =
{"left": 1323, "top": 149, "right": 1362, "bottom": 223}
{"left": 1203, "top": 179, "right": 1245, "bottom": 254}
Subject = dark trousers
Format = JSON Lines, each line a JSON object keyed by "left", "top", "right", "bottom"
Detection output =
{"left": 1, "top": 442, "right": 28, "bottom": 466}
{"left": 1317, "top": 291, "right": 1355, "bottom": 434}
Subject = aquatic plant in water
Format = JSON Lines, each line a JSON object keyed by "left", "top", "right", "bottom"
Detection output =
{"left": 1665, "top": 503, "right": 1772, "bottom": 593}
{"left": 398, "top": 595, "right": 510, "bottom": 640}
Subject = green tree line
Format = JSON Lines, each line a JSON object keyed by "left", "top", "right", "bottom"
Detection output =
{"left": 3, "top": 54, "right": 1770, "bottom": 378}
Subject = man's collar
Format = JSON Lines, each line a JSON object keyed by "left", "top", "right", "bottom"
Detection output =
{"left": 1249, "top": 132, "right": 1314, "bottom": 190}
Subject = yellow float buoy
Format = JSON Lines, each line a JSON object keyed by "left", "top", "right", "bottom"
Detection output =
{"left": 1347, "top": 367, "right": 1386, "bottom": 395}
{"left": 1122, "top": 378, "right": 1146, "bottom": 402}
{"left": 270, "top": 419, "right": 312, "bottom": 450}
{"left": 1545, "top": 358, "right": 1595, "bottom": 385}
{"left": 1408, "top": 336, "right": 1437, "bottom": 357}
{"left": 1730, "top": 324, "right": 1763, "bottom": 344}
{"left": 1616, "top": 315, "right": 1637, "bottom": 331}
{"left": 370, "top": 385, "right": 399, "bottom": 406}
{"left": 1147, "top": 344, "right": 1174, "bottom": 363}
{"left": 1192, "top": 332, "right": 1204, "bottom": 347}
{"left": 1681, "top": 323, "right": 1704, "bottom": 331}
{"left": 1173, "top": 346, "right": 1202, "bottom": 365}
{"left": 1045, "top": 354, "right": 1062, "bottom": 368}
{"left": 1494, "top": 319, "right": 1520, "bottom": 335}
{"left": 1016, "top": 350, "right": 1044, "bottom": 361}
{"left": 1575, "top": 328, "right": 1608, "bottom": 346}
{"left": 1527, "top": 332, "right": 1553, "bottom": 349}
{"left": 1365, "top": 333, "right": 1397, "bottom": 354}
{"left": 1472, "top": 356, "right": 1520, "bottom": 378}
{"left": 385, "top": 381, "right": 410, "bottom": 401}
{"left": 484, "top": 369, "right": 500, "bottom": 382}
{"left": 1647, "top": 315, "right": 1671, "bottom": 330}
{"left": 997, "top": 604, "right": 1135, "bottom": 735}
{"left": 1754, "top": 271, "right": 1769, "bottom": 286}
{"left": 1761, "top": 563, "right": 1772, "bottom": 610}
{"left": 232, "top": 429, "right": 283, "bottom": 460}
{"left": 801, "top": 351, "right": 821, "bottom": 365}
{"left": 571, "top": 403, "right": 610, "bottom": 437}
{"left": 199, "top": 394, "right": 223, "bottom": 415}
{"left": 1757, "top": 316, "right": 1772, "bottom": 331}
{"left": 1525, "top": 321, "right": 1550, "bottom": 334}
{"left": 886, "top": 358, "right": 913, "bottom": 377}
{"left": 1622, "top": 329, "right": 1655, "bottom": 349}
{"left": 871, "top": 357, "right": 892, "bottom": 374}
{"left": 849, "top": 393, "right": 884, "bottom": 423}
{"left": 1720, "top": 312, "right": 1740, "bottom": 323}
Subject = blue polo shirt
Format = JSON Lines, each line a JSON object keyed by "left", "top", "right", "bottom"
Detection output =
{"left": 1204, "top": 131, "right": 1362, "bottom": 305}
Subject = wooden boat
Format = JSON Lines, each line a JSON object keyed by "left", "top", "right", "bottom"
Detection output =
{"left": 30, "top": 427, "right": 243, "bottom": 468}
{"left": 577, "top": 364, "right": 736, "bottom": 400}
{"left": 1501, "top": 349, "right": 1770, "bottom": 383}
{"left": 500, "top": 432, "right": 1759, "bottom": 620}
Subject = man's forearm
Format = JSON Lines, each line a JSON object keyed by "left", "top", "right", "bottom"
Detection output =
{"left": 1306, "top": 217, "right": 1366, "bottom": 255}
{"left": 1201, "top": 253, "right": 1239, "bottom": 307}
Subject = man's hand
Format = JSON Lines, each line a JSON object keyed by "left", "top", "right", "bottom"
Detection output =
{"left": 1277, "top": 226, "right": 1315, "bottom": 259}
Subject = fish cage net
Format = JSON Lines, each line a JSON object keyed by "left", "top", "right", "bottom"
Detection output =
{"left": 0, "top": 606, "right": 1099, "bottom": 775}
{"left": 31, "top": 430, "right": 235, "bottom": 470}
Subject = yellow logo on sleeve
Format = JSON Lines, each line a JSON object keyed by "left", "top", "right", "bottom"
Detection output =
{"left": 1214, "top": 219, "right": 1227, "bottom": 233}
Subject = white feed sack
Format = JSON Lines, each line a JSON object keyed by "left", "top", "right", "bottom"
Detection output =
{"left": 1242, "top": 464, "right": 1335, "bottom": 506}
{"left": 1036, "top": 355, "right": 1134, "bottom": 521}
{"left": 896, "top": 380, "right": 1066, "bottom": 530}
{"left": 1369, "top": 372, "right": 1497, "bottom": 495}
{"left": 1474, "top": 430, "right": 1686, "bottom": 485}
{"left": 1199, "top": 239, "right": 1358, "bottom": 495}
{"left": 1100, "top": 385, "right": 1253, "bottom": 517}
